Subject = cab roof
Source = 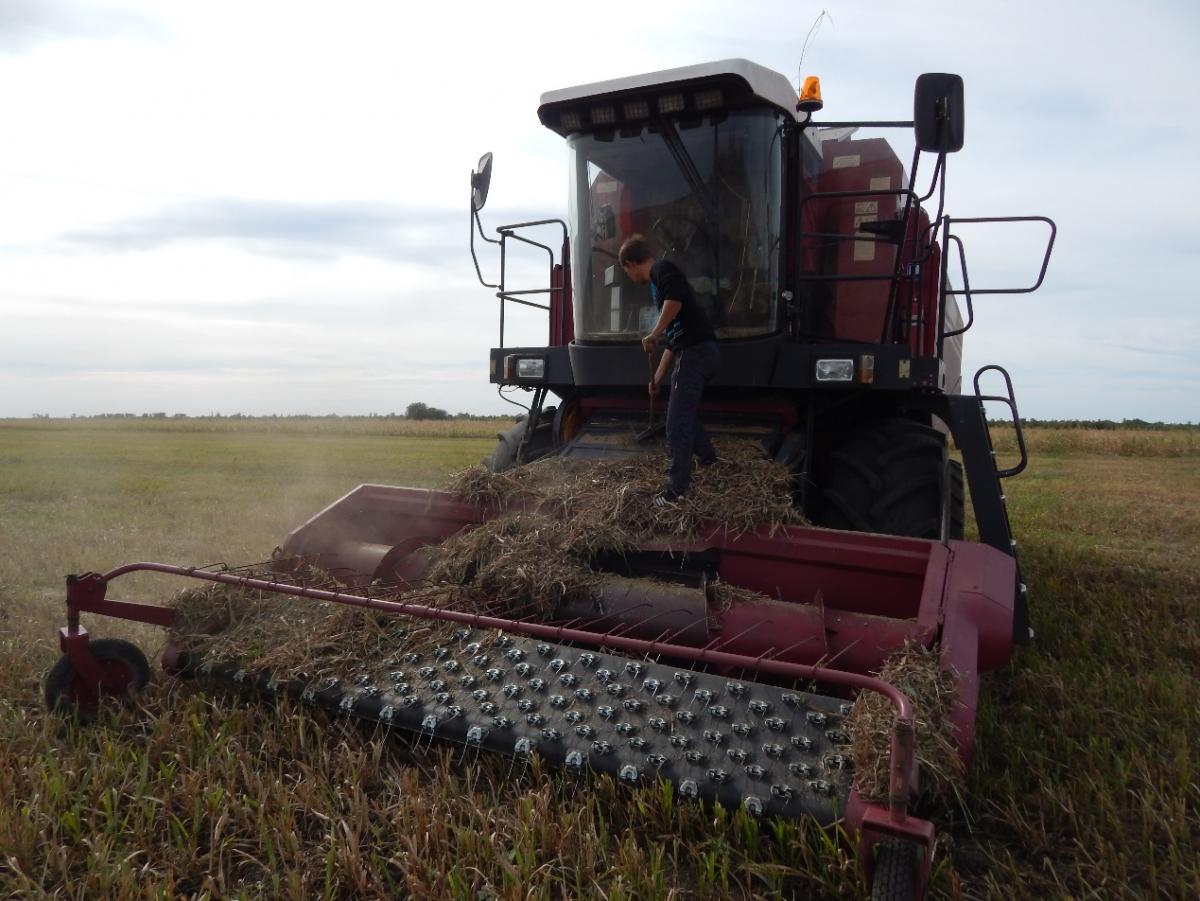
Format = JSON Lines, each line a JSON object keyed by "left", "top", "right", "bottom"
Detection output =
{"left": 537, "top": 59, "right": 800, "bottom": 136}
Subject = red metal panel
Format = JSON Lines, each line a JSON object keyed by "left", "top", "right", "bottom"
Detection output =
{"left": 710, "top": 525, "right": 932, "bottom": 617}
{"left": 279, "top": 485, "right": 483, "bottom": 583}
{"left": 938, "top": 540, "right": 1017, "bottom": 767}
{"left": 816, "top": 138, "right": 905, "bottom": 342}
{"left": 549, "top": 258, "right": 574, "bottom": 346}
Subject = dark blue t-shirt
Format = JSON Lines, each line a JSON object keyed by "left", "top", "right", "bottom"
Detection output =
{"left": 649, "top": 260, "right": 715, "bottom": 352}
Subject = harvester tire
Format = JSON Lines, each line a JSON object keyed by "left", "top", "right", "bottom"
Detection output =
{"left": 816, "top": 419, "right": 961, "bottom": 540}
{"left": 44, "top": 638, "right": 150, "bottom": 723}
{"left": 483, "top": 407, "right": 556, "bottom": 473}
{"left": 947, "top": 458, "right": 965, "bottom": 541}
{"left": 870, "top": 839, "right": 918, "bottom": 900}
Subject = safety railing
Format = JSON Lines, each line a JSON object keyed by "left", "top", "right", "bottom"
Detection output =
{"left": 973, "top": 364, "right": 1028, "bottom": 479}
{"left": 938, "top": 216, "right": 1057, "bottom": 354}
{"left": 470, "top": 206, "right": 568, "bottom": 347}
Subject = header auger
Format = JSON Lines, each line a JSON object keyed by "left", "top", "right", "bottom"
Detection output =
{"left": 45, "top": 60, "right": 1053, "bottom": 900}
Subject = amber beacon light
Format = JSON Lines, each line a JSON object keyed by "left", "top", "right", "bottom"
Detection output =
{"left": 797, "top": 75, "right": 823, "bottom": 113}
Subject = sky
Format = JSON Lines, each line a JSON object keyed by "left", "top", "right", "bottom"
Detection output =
{"left": 0, "top": 0, "right": 1197, "bottom": 421}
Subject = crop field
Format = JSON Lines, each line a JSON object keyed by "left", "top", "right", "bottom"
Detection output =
{"left": 0, "top": 419, "right": 1196, "bottom": 899}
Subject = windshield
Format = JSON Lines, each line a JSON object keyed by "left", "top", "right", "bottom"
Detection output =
{"left": 567, "top": 109, "right": 784, "bottom": 343}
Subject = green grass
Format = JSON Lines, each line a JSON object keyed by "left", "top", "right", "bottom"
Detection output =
{"left": 0, "top": 421, "right": 1197, "bottom": 899}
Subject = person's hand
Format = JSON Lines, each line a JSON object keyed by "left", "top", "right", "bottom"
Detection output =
{"left": 648, "top": 378, "right": 661, "bottom": 398}
{"left": 641, "top": 334, "right": 658, "bottom": 353}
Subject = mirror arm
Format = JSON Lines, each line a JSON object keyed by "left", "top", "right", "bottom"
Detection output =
{"left": 470, "top": 197, "right": 500, "bottom": 290}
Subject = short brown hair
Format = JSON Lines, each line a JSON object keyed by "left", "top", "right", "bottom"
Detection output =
{"left": 618, "top": 234, "right": 653, "bottom": 267}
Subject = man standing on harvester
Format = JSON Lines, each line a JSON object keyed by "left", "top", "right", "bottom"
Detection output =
{"left": 619, "top": 234, "right": 721, "bottom": 506}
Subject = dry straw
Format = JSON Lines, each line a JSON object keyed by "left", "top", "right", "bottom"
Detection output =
{"left": 843, "top": 641, "right": 965, "bottom": 807}
{"left": 431, "top": 438, "right": 802, "bottom": 613}
{"left": 171, "top": 439, "right": 801, "bottom": 674}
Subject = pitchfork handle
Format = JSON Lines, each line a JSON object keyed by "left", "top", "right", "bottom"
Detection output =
{"left": 647, "top": 353, "right": 655, "bottom": 429}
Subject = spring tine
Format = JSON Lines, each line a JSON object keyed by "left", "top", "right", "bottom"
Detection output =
{"left": 767, "top": 634, "right": 824, "bottom": 662}
{"left": 818, "top": 637, "right": 863, "bottom": 670}
{"left": 703, "top": 617, "right": 775, "bottom": 654}
{"left": 607, "top": 606, "right": 691, "bottom": 639}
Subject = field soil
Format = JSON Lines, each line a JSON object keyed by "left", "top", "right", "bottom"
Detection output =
{"left": 0, "top": 419, "right": 1196, "bottom": 899}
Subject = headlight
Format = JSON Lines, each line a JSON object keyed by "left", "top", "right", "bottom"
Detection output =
{"left": 516, "top": 357, "right": 546, "bottom": 379}
{"left": 815, "top": 359, "right": 854, "bottom": 382}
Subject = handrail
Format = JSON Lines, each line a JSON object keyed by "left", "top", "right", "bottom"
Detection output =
{"left": 493, "top": 218, "right": 569, "bottom": 347}
{"left": 974, "top": 364, "right": 1028, "bottom": 478}
{"left": 942, "top": 216, "right": 1057, "bottom": 295}
{"left": 937, "top": 215, "right": 1057, "bottom": 357}
{"left": 71, "top": 562, "right": 922, "bottom": 819}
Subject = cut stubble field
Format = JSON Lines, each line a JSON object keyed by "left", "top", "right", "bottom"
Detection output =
{"left": 0, "top": 419, "right": 1197, "bottom": 899}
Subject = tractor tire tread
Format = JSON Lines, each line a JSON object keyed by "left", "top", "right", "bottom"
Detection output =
{"left": 822, "top": 488, "right": 875, "bottom": 532}
{"left": 870, "top": 839, "right": 918, "bottom": 901}
{"left": 816, "top": 419, "right": 961, "bottom": 540}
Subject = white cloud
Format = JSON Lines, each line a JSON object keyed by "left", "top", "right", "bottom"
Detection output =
{"left": 0, "top": 0, "right": 1197, "bottom": 419}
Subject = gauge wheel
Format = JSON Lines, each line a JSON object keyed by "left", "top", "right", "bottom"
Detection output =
{"left": 870, "top": 839, "right": 918, "bottom": 901}
{"left": 44, "top": 638, "right": 151, "bottom": 722}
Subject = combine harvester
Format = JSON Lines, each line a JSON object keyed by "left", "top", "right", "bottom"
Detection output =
{"left": 45, "top": 61, "right": 1054, "bottom": 899}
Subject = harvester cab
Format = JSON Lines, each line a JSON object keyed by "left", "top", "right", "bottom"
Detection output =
{"left": 47, "top": 59, "right": 1055, "bottom": 901}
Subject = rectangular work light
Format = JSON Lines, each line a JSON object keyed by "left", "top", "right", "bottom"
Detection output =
{"left": 502, "top": 355, "right": 547, "bottom": 381}
{"left": 622, "top": 99, "right": 650, "bottom": 120}
{"left": 815, "top": 359, "right": 855, "bottom": 382}
{"left": 516, "top": 357, "right": 546, "bottom": 379}
{"left": 657, "top": 93, "right": 686, "bottom": 114}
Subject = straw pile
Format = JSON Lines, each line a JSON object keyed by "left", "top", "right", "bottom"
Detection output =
{"left": 428, "top": 438, "right": 800, "bottom": 614}
{"left": 448, "top": 438, "right": 800, "bottom": 541}
{"left": 843, "top": 641, "right": 964, "bottom": 807}
{"left": 169, "top": 575, "right": 471, "bottom": 681}
{"left": 170, "top": 439, "right": 801, "bottom": 675}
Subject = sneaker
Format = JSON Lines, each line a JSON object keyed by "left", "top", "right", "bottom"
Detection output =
{"left": 653, "top": 487, "right": 684, "bottom": 507}
{"left": 698, "top": 456, "right": 719, "bottom": 468}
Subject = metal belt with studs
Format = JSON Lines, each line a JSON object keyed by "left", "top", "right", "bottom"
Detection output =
{"left": 200, "top": 626, "right": 854, "bottom": 822}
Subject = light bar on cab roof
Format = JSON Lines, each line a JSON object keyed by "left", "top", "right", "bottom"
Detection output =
{"left": 622, "top": 99, "right": 649, "bottom": 120}
{"left": 538, "top": 60, "right": 803, "bottom": 136}
{"left": 657, "top": 93, "right": 686, "bottom": 114}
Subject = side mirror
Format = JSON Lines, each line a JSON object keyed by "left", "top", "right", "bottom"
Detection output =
{"left": 471, "top": 152, "right": 494, "bottom": 211}
{"left": 914, "top": 74, "right": 964, "bottom": 153}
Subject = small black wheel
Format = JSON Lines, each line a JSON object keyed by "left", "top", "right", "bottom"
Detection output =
{"left": 44, "top": 638, "right": 151, "bottom": 722}
{"left": 870, "top": 839, "right": 918, "bottom": 901}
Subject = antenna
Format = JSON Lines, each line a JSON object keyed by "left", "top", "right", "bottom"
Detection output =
{"left": 797, "top": 9, "right": 833, "bottom": 83}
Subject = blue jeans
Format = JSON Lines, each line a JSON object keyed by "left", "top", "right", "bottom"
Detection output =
{"left": 666, "top": 340, "right": 720, "bottom": 494}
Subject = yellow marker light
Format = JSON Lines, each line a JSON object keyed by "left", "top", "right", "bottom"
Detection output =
{"left": 797, "top": 76, "right": 823, "bottom": 113}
